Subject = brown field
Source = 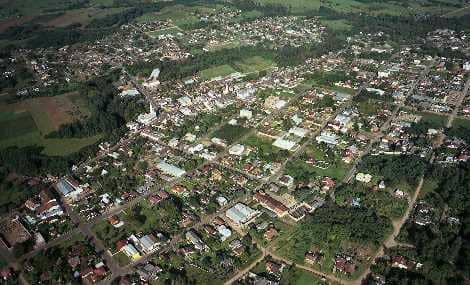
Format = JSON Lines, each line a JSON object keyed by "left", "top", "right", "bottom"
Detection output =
{"left": 43, "top": 8, "right": 125, "bottom": 28}
{"left": 0, "top": 92, "right": 90, "bottom": 135}
{"left": 0, "top": 15, "right": 35, "bottom": 32}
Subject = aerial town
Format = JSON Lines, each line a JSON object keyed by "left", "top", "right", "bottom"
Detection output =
{"left": 0, "top": 0, "right": 469, "bottom": 284}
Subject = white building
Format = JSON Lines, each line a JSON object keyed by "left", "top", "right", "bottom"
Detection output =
{"left": 229, "top": 144, "right": 245, "bottom": 156}
{"left": 273, "top": 137, "right": 296, "bottom": 151}
{"left": 55, "top": 177, "right": 83, "bottom": 202}
{"left": 316, "top": 132, "right": 338, "bottom": 146}
{"left": 226, "top": 203, "right": 259, "bottom": 225}
{"left": 239, "top": 109, "right": 253, "bottom": 120}
{"left": 356, "top": 173, "right": 372, "bottom": 183}
{"left": 156, "top": 161, "right": 186, "bottom": 178}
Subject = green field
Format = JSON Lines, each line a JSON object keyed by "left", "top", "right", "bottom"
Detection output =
{"left": 406, "top": 108, "right": 448, "bottom": 129}
{"left": 199, "top": 65, "right": 238, "bottom": 81}
{"left": 320, "top": 18, "right": 352, "bottom": 31}
{"left": 255, "top": 0, "right": 464, "bottom": 16}
{"left": 137, "top": 5, "right": 202, "bottom": 27}
{"left": 0, "top": 93, "right": 101, "bottom": 156}
{"left": 0, "top": 111, "right": 37, "bottom": 139}
{"left": 282, "top": 267, "right": 326, "bottom": 285}
{"left": 146, "top": 26, "right": 182, "bottom": 38}
{"left": 233, "top": 56, "right": 276, "bottom": 74}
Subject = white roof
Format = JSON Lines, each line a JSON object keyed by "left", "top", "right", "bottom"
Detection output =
{"left": 289, "top": 127, "right": 308, "bottom": 138}
{"left": 226, "top": 203, "right": 258, "bottom": 224}
{"left": 273, "top": 137, "right": 296, "bottom": 151}
{"left": 229, "top": 144, "right": 245, "bottom": 156}
{"left": 316, "top": 132, "right": 338, "bottom": 145}
{"left": 157, "top": 161, "right": 186, "bottom": 177}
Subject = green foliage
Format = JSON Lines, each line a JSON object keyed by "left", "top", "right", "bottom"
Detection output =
{"left": 212, "top": 124, "right": 251, "bottom": 144}
{"left": 359, "top": 155, "right": 427, "bottom": 186}
{"left": 276, "top": 202, "right": 392, "bottom": 263}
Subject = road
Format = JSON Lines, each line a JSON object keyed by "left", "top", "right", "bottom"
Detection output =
{"left": 446, "top": 77, "right": 470, "bottom": 128}
{"left": 224, "top": 63, "right": 435, "bottom": 285}
{"left": 350, "top": 64, "right": 467, "bottom": 285}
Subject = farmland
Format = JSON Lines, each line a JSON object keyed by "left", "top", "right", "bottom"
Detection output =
{"left": 0, "top": 92, "right": 101, "bottom": 156}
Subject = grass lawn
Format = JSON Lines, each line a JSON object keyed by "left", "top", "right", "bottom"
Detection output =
{"left": 320, "top": 18, "right": 351, "bottom": 31}
{"left": 406, "top": 108, "right": 448, "bottom": 128}
{"left": 137, "top": 5, "right": 202, "bottom": 28}
{"left": 113, "top": 251, "right": 131, "bottom": 267}
{"left": 199, "top": 65, "right": 237, "bottom": 81}
{"left": 146, "top": 26, "right": 182, "bottom": 38}
{"left": 282, "top": 267, "right": 326, "bottom": 285}
{"left": 451, "top": 117, "right": 470, "bottom": 129}
{"left": 255, "top": 0, "right": 320, "bottom": 13}
{"left": 233, "top": 56, "right": 276, "bottom": 74}
{"left": 0, "top": 111, "right": 37, "bottom": 139}
{"left": 206, "top": 40, "right": 241, "bottom": 51}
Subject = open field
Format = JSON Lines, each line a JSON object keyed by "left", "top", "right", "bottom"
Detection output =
{"left": 199, "top": 64, "right": 238, "bottom": 81}
{"left": 0, "top": 92, "right": 90, "bottom": 134}
{"left": 319, "top": 18, "right": 352, "bottom": 31}
{"left": 233, "top": 56, "right": 276, "bottom": 74}
{"left": 0, "top": 111, "right": 37, "bottom": 139}
{"left": 256, "top": 0, "right": 464, "bottom": 16}
{"left": 0, "top": 92, "right": 101, "bottom": 156}
{"left": 405, "top": 108, "right": 448, "bottom": 129}
{"left": 146, "top": 26, "right": 182, "bottom": 38}
{"left": 42, "top": 7, "right": 126, "bottom": 28}
{"left": 137, "top": 5, "right": 204, "bottom": 27}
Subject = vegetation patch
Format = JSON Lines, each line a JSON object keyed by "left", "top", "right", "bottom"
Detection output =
{"left": 199, "top": 64, "right": 238, "bottom": 81}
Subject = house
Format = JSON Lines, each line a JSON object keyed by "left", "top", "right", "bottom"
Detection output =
{"left": 305, "top": 251, "right": 322, "bottom": 265}
{"left": 278, "top": 175, "right": 294, "bottom": 188}
{"left": 185, "top": 230, "right": 206, "bottom": 251}
{"left": 137, "top": 263, "right": 162, "bottom": 282}
{"left": 391, "top": 256, "right": 408, "bottom": 269}
{"left": 171, "top": 185, "right": 187, "bottom": 195}
{"left": 138, "top": 234, "right": 159, "bottom": 254}
{"left": 316, "top": 131, "right": 338, "bottom": 146}
{"left": 334, "top": 256, "right": 356, "bottom": 274}
{"left": 288, "top": 127, "right": 308, "bottom": 138}
{"left": 122, "top": 244, "right": 141, "bottom": 260}
{"left": 217, "top": 225, "right": 232, "bottom": 241}
{"left": 239, "top": 109, "right": 253, "bottom": 120}
{"left": 229, "top": 239, "right": 245, "bottom": 256}
{"left": 225, "top": 203, "right": 259, "bottom": 226}
{"left": 254, "top": 192, "right": 289, "bottom": 217}
{"left": 266, "top": 261, "right": 283, "bottom": 275}
{"left": 321, "top": 177, "right": 336, "bottom": 191}
{"left": 273, "top": 137, "right": 296, "bottom": 151}
{"left": 264, "top": 227, "right": 278, "bottom": 241}
{"left": 36, "top": 189, "right": 64, "bottom": 220}
{"left": 216, "top": 196, "right": 228, "bottom": 207}
{"left": 108, "top": 216, "right": 124, "bottom": 228}
{"left": 204, "top": 225, "right": 217, "bottom": 236}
